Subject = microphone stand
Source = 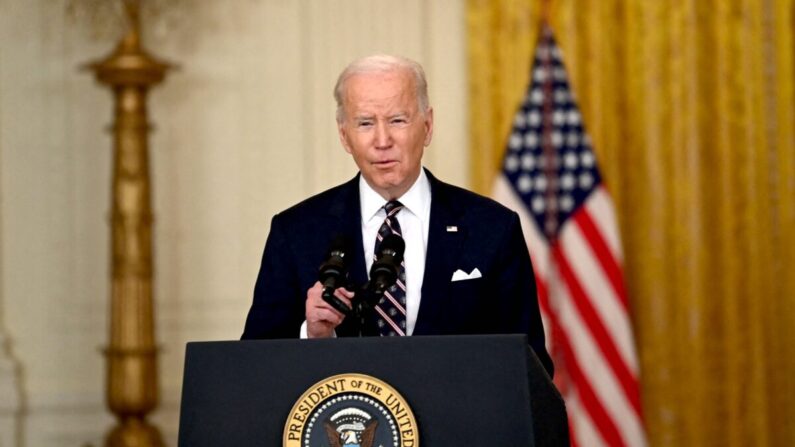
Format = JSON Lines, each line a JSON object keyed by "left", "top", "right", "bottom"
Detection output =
{"left": 322, "top": 281, "right": 381, "bottom": 337}
{"left": 352, "top": 283, "right": 383, "bottom": 337}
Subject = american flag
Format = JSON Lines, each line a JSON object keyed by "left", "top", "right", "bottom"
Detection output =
{"left": 492, "top": 27, "right": 647, "bottom": 447}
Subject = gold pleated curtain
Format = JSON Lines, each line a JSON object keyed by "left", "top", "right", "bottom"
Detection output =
{"left": 467, "top": 1, "right": 795, "bottom": 446}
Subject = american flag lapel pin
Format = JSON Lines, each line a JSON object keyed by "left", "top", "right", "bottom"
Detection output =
{"left": 446, "top": 225, "right": 458, "bottom": 232}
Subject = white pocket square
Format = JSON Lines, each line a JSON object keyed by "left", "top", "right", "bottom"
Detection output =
{"left": 451, "top": 268, "right": 482, "bottom": 282}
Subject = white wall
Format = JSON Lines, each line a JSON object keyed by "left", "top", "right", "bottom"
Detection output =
{"left": 0, "top": 0, "right": 467, "bottom": 445}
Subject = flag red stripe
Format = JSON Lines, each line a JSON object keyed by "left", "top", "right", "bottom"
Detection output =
{"left": 535, "top": 274, "right": 550, "bottom": 320}
{"left": 569, "top": 423, "right": 580, "bottom": 447}
{"left": 534, "top": 273, "right": 563, "bottom": 380}
{"left": 535, "top": 272, "right": 571, "bottom": 398}
{"left": 535, "top": 268, "right": 617, "bottom": 446}
{"left": 574, "top": 209, "right": 628, "bottom": 309}
{"left": 553, "top": 245, "right": 644, "bottom": 416}
{"left": 556, "top": 321, "right": 625, "bottom": 447}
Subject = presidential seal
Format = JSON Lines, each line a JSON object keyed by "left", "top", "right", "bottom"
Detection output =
{"left": 283, "top": 373, "right": 418, "bottom": 447}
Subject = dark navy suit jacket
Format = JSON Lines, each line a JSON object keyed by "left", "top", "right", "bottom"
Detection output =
{"left": 242, "top": 170, "right": 553, "bottom": 376}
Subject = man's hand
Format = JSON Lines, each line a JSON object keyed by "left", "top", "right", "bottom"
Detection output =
{"left": 305, "top": 281, "right": 354, "bottom": 338}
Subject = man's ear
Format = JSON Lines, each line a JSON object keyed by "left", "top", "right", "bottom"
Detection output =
{"left": 337, "top": 122, "right": 353, "bottom": 154}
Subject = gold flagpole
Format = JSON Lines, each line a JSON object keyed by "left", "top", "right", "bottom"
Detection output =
{"left": 540, "top": 0, "right": 552, "bottom": 26}
{"left": 86, "top": 1, "right": 171, "bottom": 445}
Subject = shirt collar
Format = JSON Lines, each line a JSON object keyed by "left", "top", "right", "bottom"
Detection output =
{"left": 359, "top": 168, "right": 431, "bottom": 222}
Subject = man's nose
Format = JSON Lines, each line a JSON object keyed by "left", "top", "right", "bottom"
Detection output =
{"left": 374, "top": 121, "right": 392, "bottom": 148}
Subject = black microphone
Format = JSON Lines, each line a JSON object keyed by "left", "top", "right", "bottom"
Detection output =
{"left": 367, "top": 234, "right": 405, "bottom": 297}
{"left": 318, "top": 235, "right": 352, "bottom": 315}
{"left": 352, "top": 235, "right": 405, "bottom": 337}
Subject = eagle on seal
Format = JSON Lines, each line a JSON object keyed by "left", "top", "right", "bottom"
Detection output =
{"left": 324, "top": 415, "right": 378, "bottom": 447}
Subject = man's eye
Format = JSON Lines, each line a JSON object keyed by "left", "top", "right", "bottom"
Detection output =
{"left": 358, "top": 121, "right": 373, "bottom": 127}
{"left": 391, "top": 118, "right": 407, "bottom": 125}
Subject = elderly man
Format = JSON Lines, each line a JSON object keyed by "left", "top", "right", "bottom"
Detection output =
{"left": 242, "top": 54, "right": 552, "bottom": 376}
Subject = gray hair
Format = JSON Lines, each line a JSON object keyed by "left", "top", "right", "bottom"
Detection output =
{"left": 333, "top": 54, "right": 430, "bottom": 123}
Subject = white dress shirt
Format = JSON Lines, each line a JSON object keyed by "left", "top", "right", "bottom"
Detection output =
{"left": 301, "top": 169, "right": 431, "bottom": 337}
{"left": 359, "top": 169, "right": 431, "bottom": 335}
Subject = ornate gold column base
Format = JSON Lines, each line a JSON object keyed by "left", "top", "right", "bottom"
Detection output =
{"left": 106, "top": 417, "right": 164, "bottom": 447}
{"left": 105, "top": 346, "right": 158, "bottom": 416}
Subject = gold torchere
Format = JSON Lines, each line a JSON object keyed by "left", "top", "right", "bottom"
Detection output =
{"left": 86, "top": 1, "right": 171, "bottom": 445}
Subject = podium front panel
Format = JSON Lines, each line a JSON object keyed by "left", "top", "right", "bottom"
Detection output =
{"left": 178, "top": 334, "right": 565, "bottom": 446}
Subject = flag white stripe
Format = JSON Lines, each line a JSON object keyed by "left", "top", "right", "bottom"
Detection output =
{"left": 493, "top": 175, "right": 550, "bottom": 279}
{"left": 560, "top": 218, "right": 640, "bottom": 373}
{"left": 539, "top": 309, "right": 554, "bottom": 352}
{"left": 585, "top": 187, "right": 624, "bottom": 263}
{"left": 494, "top": 175, "right": 558, "bottom": 349}
{"left": 568, "top": 389, "right": 607, "bottom": 447}
{"left": 557, "top": 283, "right": 646, "bottom": 446}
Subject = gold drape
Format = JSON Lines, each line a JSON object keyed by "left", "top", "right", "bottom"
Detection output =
{"left": 467, "top": 1, "right": 795, "bottom": 445}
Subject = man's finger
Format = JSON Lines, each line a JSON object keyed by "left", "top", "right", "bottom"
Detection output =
{"left": 336, "top": 287, "right": 355, "bottom": 299}
{"left": 313, "top": 296, "right": 347, "bottom": 317}
{"left": 308, "top": 308, "right": 344, "bottom": 326}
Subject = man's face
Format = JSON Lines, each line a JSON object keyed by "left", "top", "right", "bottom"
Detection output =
{"left": 337, "top": 69, "right": 433, "bottom": 200}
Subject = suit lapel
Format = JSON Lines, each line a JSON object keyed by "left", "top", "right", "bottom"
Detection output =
{"left": 414, "top": 170, "right": 467, "bottom": 335}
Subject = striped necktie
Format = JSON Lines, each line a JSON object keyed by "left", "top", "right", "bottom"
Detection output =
{"left": 373, "top": 200, "right": 407, "bottom": 336}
